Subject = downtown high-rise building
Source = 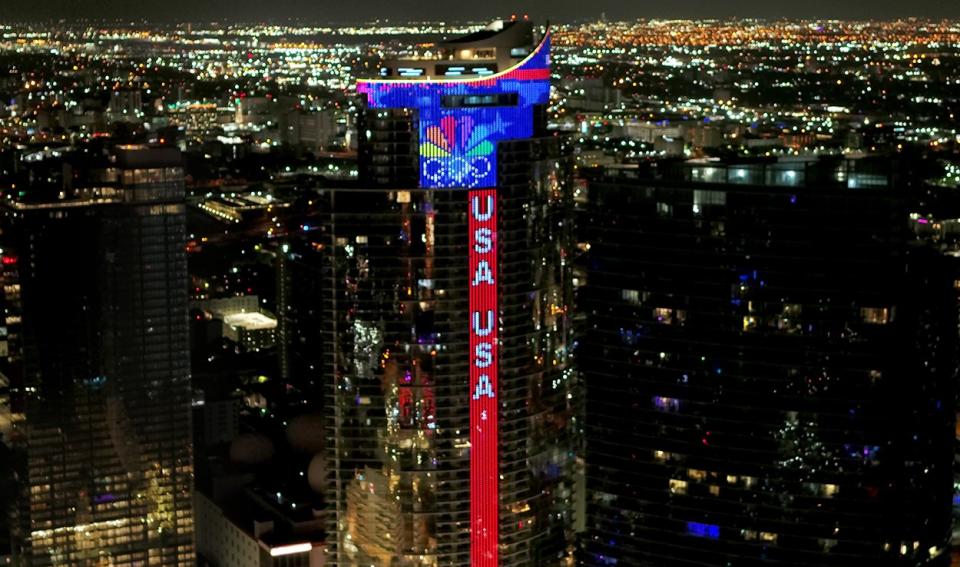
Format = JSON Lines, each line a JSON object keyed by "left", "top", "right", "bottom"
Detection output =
{"left": 578, "top": 159, "right": 957, "bottom": 566}
{"left": 2, "top": 145, "right": 194, "bottom": 565}
{"left": 321, "top": 20, "right": 581, "bottom": 567}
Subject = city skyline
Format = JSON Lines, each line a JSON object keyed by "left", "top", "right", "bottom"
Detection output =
{"left": 1, "top": 9, "right": 959, "bottom": 567}
{"left": 3, "top": 0, "right": 960, "bottom": 23}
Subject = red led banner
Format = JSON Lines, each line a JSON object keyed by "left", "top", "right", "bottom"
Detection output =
{"left": 469, "top": 189, "right": 498, "bottom": 566}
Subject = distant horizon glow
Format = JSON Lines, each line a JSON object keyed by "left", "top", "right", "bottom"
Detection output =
{"left": 2, "top": 0, "right": 959, "bottom": 23}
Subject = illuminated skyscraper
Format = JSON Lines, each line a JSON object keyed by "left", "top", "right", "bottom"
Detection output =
{"left": 323, "top": 20, "right": 580, "bottom": 567}
{"left": 579, "top": 159, "right": 957, "bottom": 567}
{"left": 2, "top": 145, "right": 194, "bottom": 565}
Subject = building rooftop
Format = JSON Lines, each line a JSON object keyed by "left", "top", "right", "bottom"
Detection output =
{"left": 113, "top": 145, "right": 182, "bottom": 169}
{"left": 590, "top": 156, "right": 924, "bottom": 190}
{"left": 441, "top": 20, "right": 530, "bottom": 46}
{"left": 223, "top": 312, "right": 277, "bottom": 331}
{"left": 368, "top": 19, "right": 539, "bottom": 80}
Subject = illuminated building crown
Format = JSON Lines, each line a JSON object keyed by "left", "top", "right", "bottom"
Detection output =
{"left": 357, "top": 20, "right": 551, "bottom": 189}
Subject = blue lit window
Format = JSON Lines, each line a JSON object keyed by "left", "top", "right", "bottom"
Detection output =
{"left": 653, "top": 396, "right": 680, "bottom": 412}
{"left": 686, "top": 521, "right": 720, "bottom": 539}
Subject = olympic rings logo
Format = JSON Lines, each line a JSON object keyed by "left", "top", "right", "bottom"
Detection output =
{"left": 423, "top": 156, "right": 493, "bottom": 188}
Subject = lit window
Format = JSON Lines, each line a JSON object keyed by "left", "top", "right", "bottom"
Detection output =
{"left": 653, "top": 307, "right": 686, "bottom": 325}
{"left": 861, "top": 307, "right": 892, "bottom": 324}
{"left": 776, "top": 304, "right": 802, "bottom": 333}
{"left": 686, "top": 521, "right": 720, "bottom": 539}
{"left": 668, "top": 479, "right": 687, "bottom": 494}
{"left": 687, "top": 469, "right": 707, "bottom": 481}
{"left": 760, "top": 532, "right": 778, "bottom": 543}
{"left": 653, "top": 396, "right": 680, "bottom": 412}
{"left": 692, "top": 189, "right": 726, "bottom": 215}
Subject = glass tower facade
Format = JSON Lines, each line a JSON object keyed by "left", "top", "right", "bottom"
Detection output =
{"left": 324, "top": 21, "right": 581, "bottom": 567}
{"left": 578, "top": 161, "right": 957, "bottom": 567}
{"left": 3, "top": 146, "right": 194, "bottom": 565}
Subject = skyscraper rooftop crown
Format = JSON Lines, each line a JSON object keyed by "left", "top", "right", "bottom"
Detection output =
{"left": 369, "top": 19, "right": 540, "bottom": 80}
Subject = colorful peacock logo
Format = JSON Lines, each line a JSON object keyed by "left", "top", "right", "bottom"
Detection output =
{"left": 421, "top": 115, "right": 495, "bottom": 188}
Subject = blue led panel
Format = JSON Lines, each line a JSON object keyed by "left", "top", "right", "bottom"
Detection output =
{"left": 686, "top": 521, "right": 720, "bottom": 539}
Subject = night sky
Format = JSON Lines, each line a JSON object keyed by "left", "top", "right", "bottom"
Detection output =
{"left": 3, "top": 0, "right": 959, "bottom": 22}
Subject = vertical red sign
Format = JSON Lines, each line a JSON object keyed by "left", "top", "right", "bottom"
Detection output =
{"left": 469, "top": 188, "right": 498, "bottom": 566}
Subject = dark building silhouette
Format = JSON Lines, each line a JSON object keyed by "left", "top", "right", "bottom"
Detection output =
{"left": 578, "top": 159, "right": 958, "bottom": 567}
{"left": 277, "top": 238, "right": 327, "bottom": 410}
{"left": 2, "top": 145, "right": 194, "bottom": 565}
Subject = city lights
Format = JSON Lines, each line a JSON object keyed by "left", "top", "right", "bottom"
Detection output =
{"left": 0, "top": 8, "right": 959, "bottom": 567}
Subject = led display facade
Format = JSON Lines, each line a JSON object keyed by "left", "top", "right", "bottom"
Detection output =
{"left": 357, "top": 34, "right": 551, "bottom": 189}
{"left": 357, "top": 32, "right": 551, "bottom": 567}
{"left": 469, "top": 189, "right": 498, "bottom": 566}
